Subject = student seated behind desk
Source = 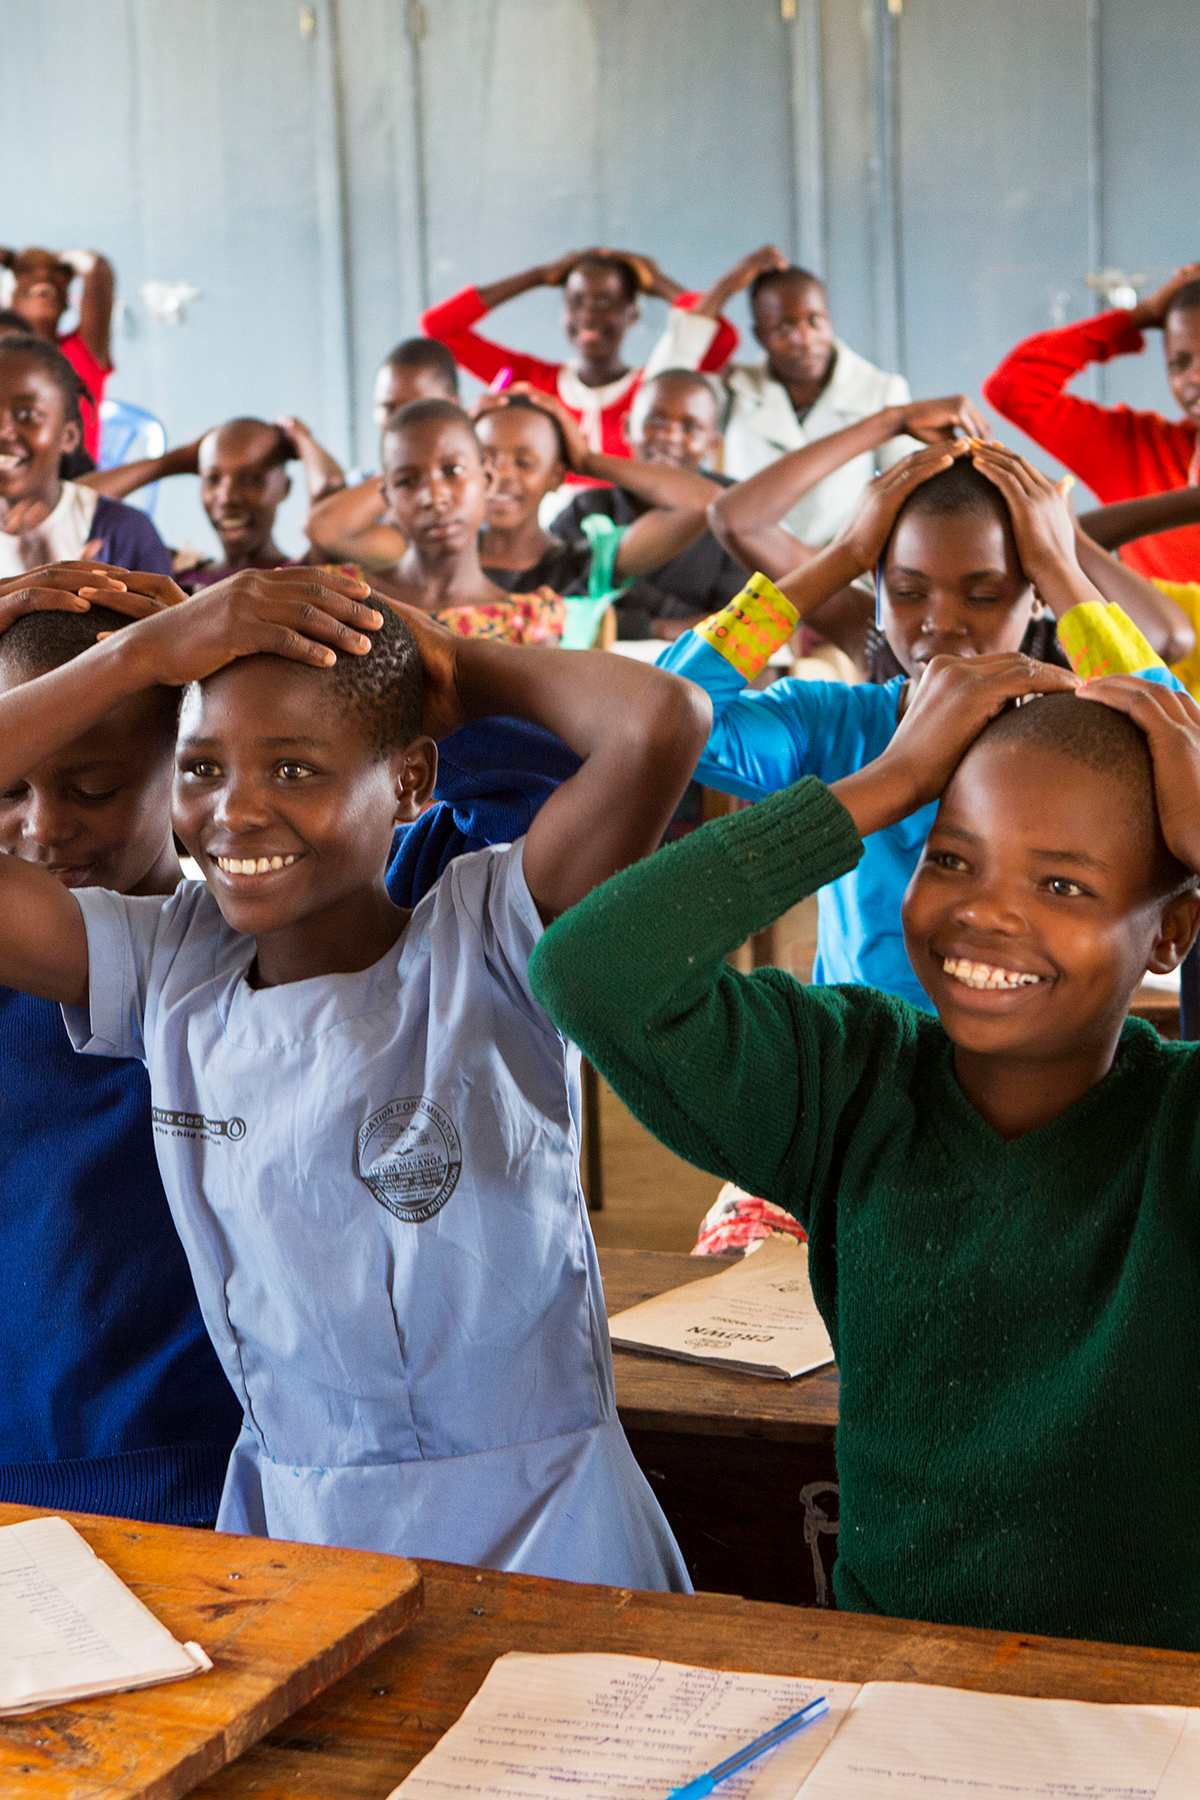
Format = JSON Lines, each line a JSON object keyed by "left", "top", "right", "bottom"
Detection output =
{"left": 83, "top": 416, "right": 347, "bottom": 590}
{"left": 549, "top": 369, "right": 748, "bottom": 640}
{"left": 0, "top": 566, "right": 708, "bottom": 1582}
{"left": 532, "top": 654, "right": 1200, "bottom": 1653}
{"left": 370, "top": 396, "right": 718, "bottom": 644}
{"left": 0, "top": 337, "right": 172, "bottom": 577}
{"left": 0, "top": 565, "right": 242, "bottom": 1523}
{"left": 661, "top": 437, "right": 1191, "bottom": 1010}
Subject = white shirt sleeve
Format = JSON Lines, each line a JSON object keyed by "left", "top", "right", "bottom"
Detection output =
{"left": 876, "top": 371, "right": 920, "bottom": 470}
{"left": 642, "top": 306, "right": 720, "bottom": 380}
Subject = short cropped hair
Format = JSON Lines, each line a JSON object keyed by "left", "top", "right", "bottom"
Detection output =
{"left": 0, "top": 308, "right": 32, "bottom": 335}
{"left": 977, "top": 692, "right": 1196, "bottom": 896}
{"left": 322, "top": 599, "right": 423, "bottom": 753}
{"left": 0, "top": 602, "right": 140, "bottom": 678}
{"left": 0, "top": 335, "right": 83, "bottom": 434}
{"left": 385, "top": 336, "right": 459, "bottom": 397}
{"left": 749, "top": 264, "right": 825, "bottom": 309}
{"left": 482, "top": 391, "right": 570, "bottom": 465}
{"left": 382, "top": 396, "right": 480, "bottom": 457}
{"left": 1166, "top": 280, "right": 1200, "bottom": 321}
{"left": 203, "top": 417, "right": 290, "bottom": 467}
{"left": 570, "top": 253, "right": 640, "bottom": 306}
{"left": 891, "top": 456, "right": 1011, "bottom": 535}
{"left": 639, "top": 366, "right": 722, "bottom": 413}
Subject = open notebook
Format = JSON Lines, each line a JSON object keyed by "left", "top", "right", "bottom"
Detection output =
{"left": 0, "top": 1515, "right": 212, "bottom": 1717}
{"left": 607, "top": 1236, "right": 835, "bottom": 1380}
{"left": 387, "top": 1651, "right": 1200, "bottom": 1800}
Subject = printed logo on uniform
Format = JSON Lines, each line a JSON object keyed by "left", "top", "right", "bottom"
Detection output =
{"left": 152, "top": 1108, "right": 246, "bottom": 1143}
{"left": 357, "top": 1096, "right": 462, "bottom": 1223}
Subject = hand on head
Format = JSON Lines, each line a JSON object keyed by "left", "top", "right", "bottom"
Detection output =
{"left": 1129, "top": 262, "right": 1200, "bottom": 329}
{"left": 1080, "top": 677, "right": 1200, "bottom": 878}
{"left": 368, "top": 589, "right": 465, "bottom": 741}
{"left": 967, "top": 441, "right": 1079, "bottom": 586}
{"left": 834, "top": 440, "right": 971, "bottom": 571}
{"left": 501, "top": 382, "right": 591, "bottom": 472}
{"left": 896, "top": 394, "right": 991, "bottom": 444}
{"left": 0, "top": 562, "right": 185, "bottom": 634}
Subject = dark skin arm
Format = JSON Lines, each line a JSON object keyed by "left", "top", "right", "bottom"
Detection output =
{"left": 305, "top": 476, "right": 403, "bottom": 570}
{"left": 71, "top": 251, "right": 116, "bottom": 368}
{"left": 512, "top": 385, "right": 722, "bottom": 577}
{"left": 1077, "top": 487, "right": 1200, "bottom": 552}
{"left": 0, "top": 567, "right": 379, "bottom": 1008}
{"left": 689, "top": 244, "right": 788, "bottom": 321}
{"left": 79, "top": 437, "right": 204, "bottom": 501}
{"left": 380, "top": 599, "right": 712, "bottom": 923}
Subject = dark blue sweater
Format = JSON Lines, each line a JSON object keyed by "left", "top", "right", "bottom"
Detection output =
{"left": 0, "top": 717, "right": 573, "bottom": 1526}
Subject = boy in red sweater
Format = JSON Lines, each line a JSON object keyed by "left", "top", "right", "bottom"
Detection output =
{"left": 984, "top": 262, "right": 1200, "bottom": 583}
{"left": 421, "top": 249, "right": 736, "bottom": 471}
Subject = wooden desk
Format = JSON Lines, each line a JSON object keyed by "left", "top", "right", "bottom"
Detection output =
{"left": 0, "top": 1505, "right": 422, "bottom": 1800}
{"left": 192, "top": 1558, "right": 1200, "bottom": 1800}
{"left": 600, "top": 1248, "right": 839, "bottom": 1608}
{"left": 1130, "top": 982, "right": 1180, "bottom": 1038}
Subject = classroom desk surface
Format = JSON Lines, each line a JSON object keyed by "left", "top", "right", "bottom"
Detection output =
{"left": 0, "top": 1504, "right": 422, "bottom": 1800}
{"left": 599, "top": 1249, "right": 839, "bottom": 1607}
{"left": 601, "top": 1247, "right": 839, "bottom": 1441}
{"left": 192, "top": 1557, "right": 1200, "bottom": 1800}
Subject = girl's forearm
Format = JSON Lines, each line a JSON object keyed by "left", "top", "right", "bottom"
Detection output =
{"left": 1071, "top": 531, "right": 1196, "bottom": 663}
{"left": 579, "top": 450, "right": 721, "bottom": 512}
{"left": 709, "top": 411, "right": 900, "bottom": 540}
{"left": 475, "top": 266, "right": 547, "bottom": 311}
{"left": 0, "top": 633, "right": 157, "bottom": 791}
{"left": 1077, "top": 489, "right": 1200, "bottom": 550}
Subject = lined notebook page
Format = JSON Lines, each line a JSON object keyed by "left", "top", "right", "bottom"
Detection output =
{"left": 0, "top": 1515, "right": 211, "bottom": 1717}
{"left": 388, "top": 1652, "right": 859, "bottom": 1800}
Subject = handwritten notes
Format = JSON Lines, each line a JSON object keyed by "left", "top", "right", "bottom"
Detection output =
{"left": 800, "top": 1680, "right": 1200, "bottom": 1799}
{"left": 388, "top": 1652, "right": 858, "bottom": 1800}
{"left": 0, "top": 1515, "right": 211, "bottom": 1717}
{"left": 388, "top": 1656, "right": 1200, "bottom": 1800}
{"left": 607, "top": 1237, "right": 834, "bottom": 1379}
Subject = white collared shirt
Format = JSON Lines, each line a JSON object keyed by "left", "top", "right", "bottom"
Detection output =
{"left": 644, "top": 310, "right": 916, "bottom": 546}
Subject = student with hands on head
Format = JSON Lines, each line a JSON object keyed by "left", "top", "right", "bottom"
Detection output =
{"left": 0, "top": 559, "right": 244, "bottom": 1525}
{"left": 420, "top": 247, "right": 737, "bottom": 466}
{"left": 530, "top": 651, "right": 1200, "bottom": 1652}
{"left": 0, "top": 558, "right": 708, "bottom": 1581}
{"left": 1, "top": 244, "right": 116, "bottom": 461}
{"left": 658, "top": 433, "right": 1190, "bottom": 1009}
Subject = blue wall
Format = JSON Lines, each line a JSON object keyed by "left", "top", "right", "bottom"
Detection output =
{"left": 2, "top": 0, "right": 1197, "bottom": 554}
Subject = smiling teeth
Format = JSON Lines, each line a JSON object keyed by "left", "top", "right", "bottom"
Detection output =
{"left": 216, "top": 854, "right": 300, "bottom": 876}
{"left": 943, "top": 957, "right": 1041, "bottom": 991}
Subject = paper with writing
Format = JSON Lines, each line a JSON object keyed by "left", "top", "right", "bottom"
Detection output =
{"left": 799, "top": 1680, "right": 1200, "bottom": 1798}
{"left": 387, "top": 1652, "right": 858, "bottom": 1800}
{"left": 0, "top": 1514, "right": 212, "bottom": 1716}
{"left": 607, "top": 1237, "right": 834, "bottom": 1379}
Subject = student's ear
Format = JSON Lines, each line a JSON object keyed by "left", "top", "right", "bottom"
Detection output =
{"left": 59, "top": 418, "right": 81, "bottom": 456}
{"left": 282, "top": 473, "right": 292, "bottom": 503}
{"left": 391, "top": 734, "right": 438, "bottom": 825}
{"left": 1145, "top": 888, "right": 1200, "bottom": 974}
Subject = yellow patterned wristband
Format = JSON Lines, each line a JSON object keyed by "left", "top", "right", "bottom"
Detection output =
{"left": 1056, "top": 599, "right": 1164, "bottom": 681}
{"left": 695, "top": 573, "right": 800, "bottom": 681}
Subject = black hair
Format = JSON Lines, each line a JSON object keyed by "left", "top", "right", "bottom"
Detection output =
{"left": 0, "top": 603, "right": 178, "bottom": 735}
{"left": 975, "top": 691, "right": 1196, "bottom": 897}
{"left": 892, "top": 455, "right": 1011, "bottom": 530}
{"left": 0, "top": 308, "right": 32, "bottom": 336}
{"left": 638, "top": 365, "right": 723, "bottom": 419}
{"left": 384, "top": 336, "right": 460, "bottom": 397}
{"left": 381, "top": 396, "right": 480, "bottom": 458}
{"left": 1166, "top": 280, "right": 1200, "bottom": 321}
{"left": 749, "top": 264, "right": 825, "bottom": 309}
{"left": 204, "top": 416, "right": 290, "bottom": 466}
{"left": 479, "top": 391, "right": 570, "bottom": 466}
{"left": 321, "top": 599, "right": 423, "bottom": 753}
{"left": 570, "top": 253, "right": 640, "bottom": 307}
{"left": 0, "top": 333, "right": 85, "bottom": 477}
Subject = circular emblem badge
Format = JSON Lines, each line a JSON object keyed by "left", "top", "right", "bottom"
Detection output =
{"left": 357, "top": 1096, "right": 462, "bottom": 1223}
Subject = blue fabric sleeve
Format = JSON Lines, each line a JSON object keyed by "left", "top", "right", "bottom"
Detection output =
{"left": 91, "top": 496, "right": 175, "bottom": 577}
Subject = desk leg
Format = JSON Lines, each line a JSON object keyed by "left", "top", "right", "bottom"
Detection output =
{"left": 582, "top": 1059, "right": 603, "bottom": 1213}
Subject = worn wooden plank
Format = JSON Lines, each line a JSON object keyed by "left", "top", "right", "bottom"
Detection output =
{"left": 0, "top": 1505, "right": 422, "bottom": 1800}
{"left": 191, "top": 1558, "right": 1200, "bottom": 1800}
{"left": 601, "top": 1248, "right": 840, "bottom": 1442}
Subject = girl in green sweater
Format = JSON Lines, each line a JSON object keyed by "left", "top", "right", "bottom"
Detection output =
{"left": 530, "top": 652, "right": 1200, "bottom": 1652}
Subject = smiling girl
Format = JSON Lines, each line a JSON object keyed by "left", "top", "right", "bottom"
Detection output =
{"left": 0, "top": 339, "right": 172, "bottom": 578}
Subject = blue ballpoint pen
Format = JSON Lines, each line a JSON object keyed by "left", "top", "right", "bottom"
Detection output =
{"left": 664, "top": 1695, "right": 831, "bottom": 1800}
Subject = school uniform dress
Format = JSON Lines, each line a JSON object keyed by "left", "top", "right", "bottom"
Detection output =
{"left": 0, "top": 480, "right": 173, "bottom": 579}
{"left": 644, "top": 310, "right": 915, "bottom": 544}
{"left": 62, "top": 842, "right": 689, "bottom": 1589}
{"left": 529, "top": 779, "right": 1200, "bottom": 1652}
{"left": 420, "top": 286, "right": 737, "bottom": 468}
{"left": 983, "top": 310, "right": 1200, "bottom": 583}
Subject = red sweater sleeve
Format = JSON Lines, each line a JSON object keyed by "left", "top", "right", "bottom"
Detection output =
{"left": 982, "top": 311, "right": 1196, "bottom": 501}
{"left": 672, "top": 291, "right": 740, "bottom": 372}
{"left": 419, "top": 286, "right": 561, "bottom": 392}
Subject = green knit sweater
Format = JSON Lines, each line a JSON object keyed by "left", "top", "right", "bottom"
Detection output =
{"left": 530, "top": 777, "right": 1200, "bottom": 1651}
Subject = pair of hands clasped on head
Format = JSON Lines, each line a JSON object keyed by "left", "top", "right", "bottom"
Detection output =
{"left": 0, "top": 562, "right": 471, "bottom": 742}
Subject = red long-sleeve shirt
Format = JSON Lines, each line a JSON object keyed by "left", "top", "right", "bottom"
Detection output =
{"left": 983, "top": 310, "right": 1200, "bottom": 582}
{"left": 421, "top": 285, "right": 738, "bottom": 468}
